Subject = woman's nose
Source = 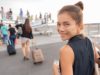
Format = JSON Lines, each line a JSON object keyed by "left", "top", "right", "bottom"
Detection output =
{"left": 58, "top": 25, "right": 65, "bottom": 31}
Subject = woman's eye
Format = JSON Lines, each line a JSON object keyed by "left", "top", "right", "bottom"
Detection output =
{"left": 64, "top": 23, "right": 70, "bottom": 26}
{"left": 63, "top": 22, "right": 70, "bottom": 26}
{"left": 57, "top": 23, "right": 60, "bottom": 26}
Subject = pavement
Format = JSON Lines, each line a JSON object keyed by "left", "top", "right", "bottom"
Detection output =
{"left": 0, "top": 33, "right": 65, "bottom": 75}
{"left": 0, "top": 24, "right": 100, "bottom": 75}
{"left": 0, "top": 42, "right": 63, "bottom": 75}
{"left": 0, "top": 34, "right": 62, "bottom": 51}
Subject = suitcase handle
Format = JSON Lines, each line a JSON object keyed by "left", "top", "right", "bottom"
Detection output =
{"left": 8, "top": 39, "right": 11, "bottom": 45}
{"left": 32, "top": 39, "right": 38, "bottom": 49}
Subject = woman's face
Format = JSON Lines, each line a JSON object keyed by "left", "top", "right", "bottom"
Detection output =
{"left": 57, "top": 12, "right": 80, "bottom": 41}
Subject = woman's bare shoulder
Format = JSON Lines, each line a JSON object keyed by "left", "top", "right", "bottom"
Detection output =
{"left": 60, "top": 45, "right": 74, "bottom": 60}
{"left": 60, "top": 45, "right": 74, "bottom": 54}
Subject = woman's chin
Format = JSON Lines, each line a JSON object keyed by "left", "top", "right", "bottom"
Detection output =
{"left": 61, "top": 37, "right": 68, "bottom": 41}
{"left": 60, "top": 35, "right": 69, "bottom": 41}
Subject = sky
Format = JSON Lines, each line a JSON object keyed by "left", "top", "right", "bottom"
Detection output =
{"left": 0, "top": 0, "right": 100, "bottom": 23}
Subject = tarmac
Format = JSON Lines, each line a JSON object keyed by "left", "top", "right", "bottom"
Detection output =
{"left": 0, "top": 24, "right": 100, "bottom": 75}
{"left": 0, "top": 34, "right": 64, "bottom": 75}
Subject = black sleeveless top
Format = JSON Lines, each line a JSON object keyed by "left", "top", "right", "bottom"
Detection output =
{"left": 59, "top": 34, "right": 95, "bottom": 75}
{"left": 21, "top": 26, "right": 33, "bottom": 39}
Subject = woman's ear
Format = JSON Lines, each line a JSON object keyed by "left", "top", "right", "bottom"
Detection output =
{"left": 80, "top": 24, "right": 84, "bottom": 30}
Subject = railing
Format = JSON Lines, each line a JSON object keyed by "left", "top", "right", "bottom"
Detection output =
{"left": 85, "top": 23, "right": 100, "bottom": 44}
{"left": 85, "top": 23, "right": 100, "bottom": 35}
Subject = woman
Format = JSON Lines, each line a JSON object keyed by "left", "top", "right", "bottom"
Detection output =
{"left": 53, "top": 1, "right": 100, "bottom": 75}
{"left": 21, "top": 18, "right": 33, "bottom": 60}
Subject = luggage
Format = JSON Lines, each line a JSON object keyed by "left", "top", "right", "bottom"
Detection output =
{"left": 32, "top": 39, "right": 44, "bottom": 64}
{"left": 32, "top": 48, "right": 44, "bottom": 64}
{"left": 7, "top": 40, "right": 16, "bottom": 55}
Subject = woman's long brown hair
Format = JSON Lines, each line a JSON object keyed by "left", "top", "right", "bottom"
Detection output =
{"left": 23, "top": 18, "right": 32, "bottom": 33}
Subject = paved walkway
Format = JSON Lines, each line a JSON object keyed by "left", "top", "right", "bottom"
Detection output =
{"left": 0, "top": 34, "right": 64, "bottom": 75}
{"left": 0, "top": 42, "right": 63, "bottom": 75}
{"left": 0, "top": 33, "right": 100, "bottom": 75}
{"left": 0, "top": 34, "right": 62, "bottom": 51}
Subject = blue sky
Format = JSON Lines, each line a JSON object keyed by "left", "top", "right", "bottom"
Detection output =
{"left": 0, "top": 0, "right": 100, "bottom": 23}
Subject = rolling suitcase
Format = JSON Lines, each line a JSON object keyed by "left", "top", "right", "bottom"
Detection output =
{"left": 7, "top": 40, "right": 16, "bottom": 55}
{"left": 32, "top": 48, "right": 44, "bottom": 64}
{"left": 31, "top": 40, "right": 44, "bottom": 64}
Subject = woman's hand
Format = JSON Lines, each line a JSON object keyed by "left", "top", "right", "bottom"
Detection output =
{"left": 53, "top": 61, "right": 60, "bottom": 75}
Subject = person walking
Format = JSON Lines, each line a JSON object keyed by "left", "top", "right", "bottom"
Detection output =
{"left": 0, "top": 22, "right": 8, "bottom": 44}
{"left": 21, "top": 18, "right": 33, "bottom": 60}
{"left": 8, "top": 24, "right": 16, "bottom": 48}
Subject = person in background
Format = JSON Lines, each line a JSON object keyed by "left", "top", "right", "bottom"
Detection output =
{"left": 0, "top": 22, "right": 8, "bottom": 44}
{"left": 15, "top": 24, "right": 23, "bottom": 39}
{"left": 8, "top": 24, "right": 16, "bottom": 48}
{"left": 21, "top": 18, "right": 33, "bottom": 60}
{"left": 53, "top": 1, "right": 100, "bottom": 75}
{"left": 0, "top": 6, "right": 5, "bottom": 20}
{"left": 0, "top": 20, "right": 3, "bottom": 29}
{"left": 8, "top": 8, "right": 13, "bottom": 20}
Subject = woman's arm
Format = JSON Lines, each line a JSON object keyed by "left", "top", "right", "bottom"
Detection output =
{"left": 60, "top": 45, "right": 74, "bottom": 75}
